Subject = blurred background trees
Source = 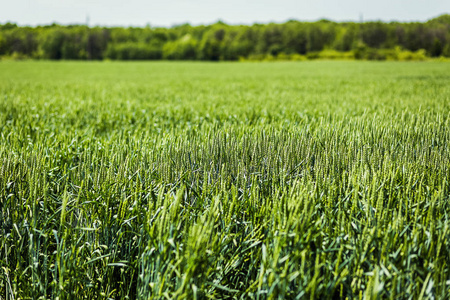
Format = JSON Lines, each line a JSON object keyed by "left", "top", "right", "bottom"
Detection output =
{"left": 0, "top": 14, "right": 449, "bottom": 61}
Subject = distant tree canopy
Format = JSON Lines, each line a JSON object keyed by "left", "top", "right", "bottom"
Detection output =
{"left": 1, "top": 15, "right": 449, "bottom": 60}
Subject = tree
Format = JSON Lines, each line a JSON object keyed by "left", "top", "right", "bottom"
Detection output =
{"left": 41, "top": 29, "right": 65, "bottom": 59}
{"left": 163, "top": 35, "right": 197, "bottom": 60}
{"left": 361, "top": 22, "right": 387, "bottom": 48}
{"left": 199, "top": 26, "right": 227, "bottom": 60}
{"left": 1, "top": 14, "right": 449, "bottom": 60}
{"left": 430, "top": 38, "right": 443, "bottom": 57}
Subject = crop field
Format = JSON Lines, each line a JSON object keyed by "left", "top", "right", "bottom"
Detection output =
{"left": 0, "top": 61, "right": 449, "bottom": 299}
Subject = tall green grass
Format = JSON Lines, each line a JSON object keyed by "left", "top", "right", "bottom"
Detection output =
{"left": 1, "top": 61, "right": 449, "bottom": 299}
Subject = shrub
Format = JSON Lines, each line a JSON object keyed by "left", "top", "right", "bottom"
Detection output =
{"left": 104, "top": 42, "right": 162, "bottom": 60}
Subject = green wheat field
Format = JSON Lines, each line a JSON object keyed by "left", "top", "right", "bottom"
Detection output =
{"left": 1, "top": 61, "right": 449, "bottom": 299}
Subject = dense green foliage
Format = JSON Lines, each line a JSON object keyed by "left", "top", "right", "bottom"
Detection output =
{"left": 1, "top": 61, "right": 450, "bottom": 299}
{"left": 1, "top": 14, "right": 450, "bottom": 61}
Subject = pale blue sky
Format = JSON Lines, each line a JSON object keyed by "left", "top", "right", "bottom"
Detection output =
{"left": 1, "top": 0, "right": 449, "bottom": 27}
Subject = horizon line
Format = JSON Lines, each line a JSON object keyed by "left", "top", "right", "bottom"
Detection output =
{"left": 2, "top": 13, "right": 448, "bottom": 29}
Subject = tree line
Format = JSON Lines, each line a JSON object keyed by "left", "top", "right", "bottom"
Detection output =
{"left": 1, "top": 14, "right": 449, "bottom": 61}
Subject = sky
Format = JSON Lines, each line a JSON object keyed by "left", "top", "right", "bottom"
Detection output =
{"left": 1, "top": 0, "right": 449, "bottom": 27}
